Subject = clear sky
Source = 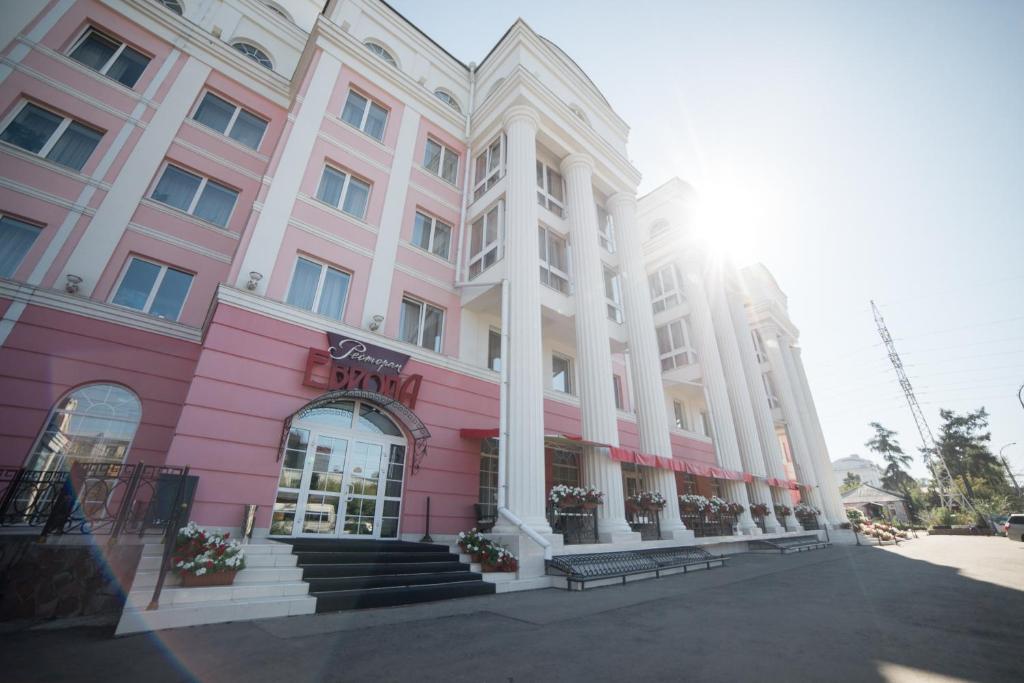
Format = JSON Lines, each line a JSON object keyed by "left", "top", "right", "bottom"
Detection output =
{"left": 389, "top": 0, "right": 1024, "bottom": 480}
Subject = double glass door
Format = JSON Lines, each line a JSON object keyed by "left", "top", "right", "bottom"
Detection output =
{"left": 271, "top": 401, "right": 406, "bottom": 539}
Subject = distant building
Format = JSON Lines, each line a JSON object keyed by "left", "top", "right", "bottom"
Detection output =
{"left": 833, "top": 454, "right": 884, "bottom": 487}
{"left": 841, "top": 483, "right": 909, "bottom": 522}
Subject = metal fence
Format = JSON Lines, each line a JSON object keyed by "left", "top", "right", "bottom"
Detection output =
{"left": 796, "top": 512, "right": 820, "bottom": 530}
{"left": 548, "top": 504, "right": 599, "bottom": 544}
{"left": 626, "top": 506, "right": 662, "bottom": 540}
{"left": 680, "top": 511, "right": 737, "bottom": 538}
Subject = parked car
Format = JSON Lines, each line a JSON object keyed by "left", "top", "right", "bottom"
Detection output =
{"left": 1004, "top": 514, "right": 1024, "bottom": 541}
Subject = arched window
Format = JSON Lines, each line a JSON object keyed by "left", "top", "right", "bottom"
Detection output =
{"left": 433, "top": 89, "right": 461, "bottom": 113}
{"left": 232, "top": 42, "right": 273, "bottom": 70}
{"left": 263, "top": 2, "right": 292, "bottom": 21}
{"left": 156, "top": 0, "right": 183, "bottom": 14}
{"left": 364, "top": 41, "right": 397, "bottom": 68}
{"left": 25, "top": 384, "right": 142, "bottom": 471}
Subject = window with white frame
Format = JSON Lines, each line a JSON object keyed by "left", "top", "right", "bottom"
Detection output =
{"left": 538, "top": 225, "right": 569, "bottom": 293}
{"left": 648, "top": 263, "right": 682, "bottom": 314}
{"left": 68, "top": 28, "right": 150, "bottom": 88}
{"left": 701, "top": 410, "right": 712, "bottom": 438}
{"left": 604, "top": 265, "right": 623, "bottom": 323}
{"left": 751, "top": 329, "right": 769, "bottom": 363}
{"left": 467, "top": 203, "right": 501, "bottom": 279}
{"left": 340, "top": 90, "right": 388, "bottom": 142}
{"left": 423, "top": 138, "right": 458, "bottom": 184}
{"left": 673, "top": 400, "right": 688, "bottom": 431}
{"left": 316, "top": 165, "right": 370, "bottom": 219}
{"left": 596, "top": 202, "right": 615, "bottom": 252}
{"left": 613, "top": 375, "right": 625, "bottom": 410}
{"left": 536, "top": 161, "right": 565, "bottom": 216}
{"left": 762, "top": 372, "right": 780, "bottom": 408}
{"left": 1, "top": 102, "right": 102, "bottom": 172}
{"left": 285, "top": 256, "right": 351, "bottom": 320}
{"left": 151, "top": 164, "right": 238, "bottom": 228}
{"left": 0, "top": 215, "right": 41, "bottom": 278}
{"left": 479, "top": 438, "right": 498, "bottom": 515}
{"left": 232, "top": 42, "right": 273, "bottom": 69}
{"left": 656, "top": 318, "right": 696, "bottom": 370}
{"left": 473, "top": 136, "right": 503, "bottom": 200}
{"left": 192, "top": 92, "right": 268, "bottom": 150}
{"left": 433, "top": 89, "right": 461, "bottom": 113}
{"left": 551, "top": 353, "right": 573, "bottom": 394}
{"left": 399, "top": 296, "right": 444, "bottom": 352}
{"left": 487, "top": 328, "right": 502, "bottom": 372}
{"left": 411, "top": 211, "right": 451, "bottom": 260}
{"left": 111, "top": 257, "right": 193, "bottom": 320}
{"left": 364, "top": 41, "right": 397, "bottom": 68}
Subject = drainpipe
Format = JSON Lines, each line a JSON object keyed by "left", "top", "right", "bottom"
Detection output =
{"left": 453, "top": 63, "right": 476, "bottom": 285}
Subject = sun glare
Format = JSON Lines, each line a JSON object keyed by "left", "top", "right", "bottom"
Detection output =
{"left": 691, "top": 165, "right": 785, "bottom": 267}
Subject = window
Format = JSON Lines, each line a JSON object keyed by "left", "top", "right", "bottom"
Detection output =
{"left": 468, "top": 203, "right": 501, "bottom": 278}
{"left": 649, "top": 220, "right": 670, "bottom": 240}
{"left": 762, "top": 372, "right": 780, "bottom": 408}
{"left": 316, "top": 166, "right": 370, "bottom": 219}
{"left": 551, "top": 353, "right": 573, "bottom": 394}
{"left": 399, "top": 296, "right": 444, "bottom": 352}
{"left": 752, "top": 329, "right": 768, "bottom": 363}
{"left": 473, "top": 136, "right": 503, "bottom": 200}
{"left": 111, "top": 257, "right": 193, "bottom": 320}
{"left": 673, "top": 400, "right": 688, "bottom": 431}
{"left": 232, "top": 42, "right": 272, "bottom": 69}
{"left": 479, "top": 439, "right": 498, "bottom": 516}
{"left": 613, "top": 375, "right": 624, "bottom": 410}
{"left": 710, "top": 478, "right": 722, "bottom": 498}
{"left": 538, "top": 225, "right": 569, "bottom": 293}
{"left": 156, "top": 0, "right": 183, "bottom": 14}
{"left": 433, "top": 89, "right": 461, "bottom": 113}
{"left": 192, "top": 92, "right": 268, "bottom": 150}
{"left": 25, "top": 384, "right": 141, "bottom": 471}
{"left": 681, "top": 473, "right": 698, "bottom": 495}
{"left": 411, "top": 211, "right": 451, "bottom": 260}
{"left": 151, "top": 164, "right": 239, "bottom": 228}
{"left": 604, "top": 266, "right": 623, "bottom": 323}
{"left": 648, "top": 264, "right": 682, "bottom": 314}
{"left": 701, "top": 410, "right": 713, "bottom": 438}
{"left": 1, "top": 103, "right": 102, "bottom": 171}
{"left": 69, "top": 28, "right": 150, "bottom": 88}
{"left": 656, "top": 318, "right": 696, "bottom": 371}
{"left": 423, "top": 138, "right": 459, "bottom": 184}
{"left": 536, "top": 161, "right": 564, "bottom": 216}
{"left": 0, "top": 215, "right": 41, "bottom": 277}
{"left": 340, "top": 90, "right": 388, "bottom": 142}
{"left": 487, "top": 328, "right": 502, "bottom": 372}
{"left": 551, "top": 449, "right": 580, "bottom": 487}
{"left": 596, "top": 202, "right": 614, "bottom": 252}
{"left": 364, "top": 41, "right": 397, "bottom": 68}
{"left": 285, "top": 257, "right": 351, "bottom": 320}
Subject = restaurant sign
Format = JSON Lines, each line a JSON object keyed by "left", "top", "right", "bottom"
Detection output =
{"left": 303, "top": 333, "right": 422, "bottom": 408}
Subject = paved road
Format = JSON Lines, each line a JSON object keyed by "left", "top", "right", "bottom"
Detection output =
{"left": 3, "top": 536, "right": 1022, "bottom": 682}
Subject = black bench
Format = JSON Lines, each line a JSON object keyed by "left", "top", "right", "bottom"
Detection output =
{"left": 748, "top": 535, "right": 831, "bottom": 554}
{"left": 546, "top": 546, "right": 728, "bottom": 590}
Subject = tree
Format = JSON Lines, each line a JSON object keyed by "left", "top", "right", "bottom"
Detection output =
{"left": 841, "top": 471, "right": 862, "bottom": 493}
{"left": 933, "top": 408, "right": 1005, "bottom": 501}
{"left": 865, "top": 422, "right": 918, "bottom": 521}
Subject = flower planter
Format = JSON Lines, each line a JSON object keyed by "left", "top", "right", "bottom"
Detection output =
{"left": 580, "top": 501, "right": 600, "bottom": 509}
{"left": 181, "top": 569, "right": 238, "bottom": 588}
{"left": 558, "top": 497, "right": 581, "bottom": 508}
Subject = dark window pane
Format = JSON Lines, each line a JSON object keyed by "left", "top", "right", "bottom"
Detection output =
{"left": 112, "top": 259, "right": 160, "bottom": 310}
{"left": 69, "top": 31, "right": 118, "bottom": 72}
{"left": 1, "top": 104, "right": 61, "bottom": 153}
{"left": 229, "top": 109, "right": 267, "bottom": 150}
{"left": 193, "top": 93, "right": 234, "bottom": 134}
{"left": 0, "top": 216, "right": 41, "bottom": 278}
{"left": 107, "top": 45, "right": 149, "bottom": 88}
{"left": 152, "top": 166, "right": 201, "bottom": 211}
{"left": 149, "top": 267, "right": 192, "bottom": 320}
{"left": 46, "top": 121, "right": 102, "bottom": 171}
{"left": 193, "top": 180, "right": 238, "bottom": 227}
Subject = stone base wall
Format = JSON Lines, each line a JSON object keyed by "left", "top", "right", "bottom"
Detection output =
{"left": 0, "top": 538, "right": 142, "bottom": 622}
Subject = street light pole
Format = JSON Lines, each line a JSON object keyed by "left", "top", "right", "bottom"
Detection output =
{"left": 998, "top": 443, "right": 1020, "bottom": 497}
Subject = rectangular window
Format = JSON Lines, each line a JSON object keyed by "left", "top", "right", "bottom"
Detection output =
{"left": 285, "top": 256, "right": 351, "bottom": 320}
{"left": 648, "top": 263, "right": 682, "bottom": 314}
{"left": 710, "top": 478, "right": 722, "bottom": 498}
{"left": 340, "top": 90, "right": 388, "bottom": 142}
{"left": 192, "top": 92, "right": 268, "bottom": 150}
{"left": 68, "top": 28, "right": 150, "bottom": 88}
{"left": 0, "top": 215, "right": 42, "bottom": 278}
{"left": 596, "top": 202, "right": 615, "bottom": 252}
{"left": 487, "top": 328, "right": 502, "bottom": 372}
{"left": 656, "top": 318, "right": 696, "bottom": 370}
{"left": 752, "top": 329, "right": 768, "bottom": 363}
{"left": 551, "top": 353, "right": 573, "bottom": 394}
{"left": 613, "top": 375, "right": 624, "bottom": 410}
{"left": 473, "top": 135, "right": 503, "bottom": 200}
{"left": 551, "top": 449, "right": 580, "bottom": 487}
{"left": 536, "top": 161, "right": 564, "bottom": 216}
{"left": 604, "top": 266, "right": 623, "bottom": 323}
{"left": 151, "top": 164, "right": 239, "bottom": 228}
{"left": 479, "top": 439, "right": 499, "bottom": 516}
{"left": 316, "top": 165, "right": 370, "bottom": 219}
{"left": 410, "top": 211, "right": 452, "bottom": 260}
{"left": 111, "top": 257, "right": 192, "bottom": 320}
{"left": 701, "top": 411, "right": 712, "bottom": 438}
{"left": 0, "top": 102, "right": 102, "bottom": 172}
{"left": 673, "top": 400, "right": 688, "bottom": 430}
{"left": 468, "top": 203, "right": 502, "bottom": 279}
{"left": 762, "top": 372, "right": 780, "bottom": 408}
{"left": 422, "top": 138, "right": 459, "bottom": 184}
{"left": 538, "top": 225, "right": 569, "bottom": 293}
{"left": 681, "top": 473, "right": 698, "bottom": 495}
{"left": 399, "top": 296, "right": 444, "bottom": 352}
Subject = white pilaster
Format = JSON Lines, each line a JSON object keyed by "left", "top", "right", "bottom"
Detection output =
{"left": 561, "top": 156, "right": 634, "bottom": 540}
{"left": 493, "top": 106, "right": 550, "bottom": 534}
{"left": 609, "top": 192, "right": 689, "bottom": 540}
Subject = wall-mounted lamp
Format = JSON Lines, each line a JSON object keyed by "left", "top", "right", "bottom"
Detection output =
{"left": 368, "top": 314, "right": 384, "bottom": 331}
{"left": 246, "top": 271, "right": 263, "bottom": 291}
{"left": 64, "top": 274, "right": 82, "bottom": 294}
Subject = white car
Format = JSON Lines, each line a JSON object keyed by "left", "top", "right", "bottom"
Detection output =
{"left": 1005, "top": 514, "right": 1024, "bottom": 541}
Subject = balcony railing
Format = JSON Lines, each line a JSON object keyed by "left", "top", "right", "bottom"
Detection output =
{"left": 796, "top": 512, "right": 820, "bottom": 530}
{"left": 680, "top": 510, "right": 737, "bottom": 538}
{"left": 626, "top": 506, "right": 662, "bottom": 541}
{"left": 548, "top": 504, "right": 599, "bottom": 545}
{"left": 752, "top": 511, "right": 767, "bottom": 533}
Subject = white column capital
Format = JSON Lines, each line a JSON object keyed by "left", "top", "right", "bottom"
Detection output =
{"left": 560, "top": 152, "right": 594, "bottom": 176}
{"left": 503, "top": 105, "right": 540, "bottom": 132}
{"left": 606, "top": 191, "right": 637, "bottom": 214}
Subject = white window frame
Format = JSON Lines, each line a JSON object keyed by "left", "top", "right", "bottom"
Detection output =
{"left": 150, "top": 162, "right": 239, "bottom": 227}
{"left": 109, "top": 256, "right": 193, "bottom": 320}
{"left": 604, "top": 265, "right": 623, "bottom": 323}
{"left": 467, "top": 201, "right": 503, "bottom": 279}
{"left": 423, "top": 137, "right": 459, "bottom": 184}
{"left": 316, "top": 164, "right": 371, "bottom": 219}
{"left": 285, "top": 256, "right": 352, "bottom": 320}
{"left": 539, "top": 224, "right": 570, "bottom": 294}
{"left": 68, "top": 27, "right": 150, "bottom": 86}
{"left": 0, "top": 101, "right": 103, "bottom": 169}
{"left": 0, "top": 213, "right": 43, "bottom": 278}
{"left": 551, "top": 353, "right": 574, "bottom": 395}
{"left": 487, "top": 328, "right": 502, "bottom": 372}
{"left": 752, "top": 329, "right": 769, "bottom": 364}
{"left": 232, "top": 42, "right": 273, "bottom": 69}
{"left": 536, "top": 161, "right": 565, "bottom": 217}
{"left": 433, "top": 89, "right": 461, "bottom": 113}
{"left": 411, "top": 211, "right": 452, "bottom": 260}
{"left": 649, "top": 263, "right": 682, "bottom": 314}
{"left": 341, "top": 89, "right": 389, "bottom": 142}
{"left": 400, "top": 296, "right": 445, "bottom": 353}
{"left": 701, "top": 410, "right": 713, "bottom": 438}
{"left": 673, "top": 400, "right": 689, "bottom": 431}
{"left": 762, "top": 372, "right": 780, "bottom": 408}
{"left": 657, "top": 318, "right": 696, "bottom": 370}
{"left": 612, "top": 375, "right": 625, "bottom": 410}
{"left": 364, "top": 41, "right": 397, "bottom": 68}
{"left": 191, "top": 92, "right": 268, "bottom": 150}
{"left": 596, "top": 202, "right": 615, "bottom": 253}
{"left": 473, "top": 135, "right": 504, "bottom": 200}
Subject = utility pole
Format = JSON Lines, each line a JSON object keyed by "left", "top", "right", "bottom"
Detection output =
{"left": 870, "top": 301, "right": 974, "bottom": 513}
{"left": 999, "top": 443, "right": 1020, "bottom": 497}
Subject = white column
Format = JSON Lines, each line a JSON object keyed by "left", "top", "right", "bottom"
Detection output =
{"left": 608, "top": 192, "right": 689, "bottom": 540}
{"left": 561, "top": 156, "right": 635, "bottom": 540}
{"left": 492, "top": 106, "right": 550, "bottom": 534}
{"left": 680, "top": 258, "right": 756, "bottom": 534}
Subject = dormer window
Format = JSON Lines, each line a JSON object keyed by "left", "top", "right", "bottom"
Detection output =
{"left": 364, "top": 41, "right": 397, "bottom": 68}
{"left": 433, "top": 89, "right": 461, "bottom": 113}
{"left": 232, "top": 42, "right": 273, "bottom": 69}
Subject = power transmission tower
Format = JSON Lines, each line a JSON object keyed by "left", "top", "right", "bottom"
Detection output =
{"left": 870, "top": 301, "right": 973, "bottom": 512}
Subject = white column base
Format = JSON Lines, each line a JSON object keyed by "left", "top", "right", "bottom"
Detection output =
{"left": 599, "top": 529, "right": 643, "bottom": 544}
{"left": 738, "top": 521, "right": 762, "bottom": 535}
{"left": 784, "top": 517, "right": 804, "bottom": 532}
{"left": 491, "top": 516, "right": 553, "bottom": 537}
{"left": 762, "top": 513, "right": 784, "bottom": 534}
{"left": 660, "top": 527, "right": 697, "bottom": 544}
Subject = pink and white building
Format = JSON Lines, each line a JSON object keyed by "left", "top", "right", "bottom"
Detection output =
{"left": 0, "top": 0, "right": 846, "bottom": 592}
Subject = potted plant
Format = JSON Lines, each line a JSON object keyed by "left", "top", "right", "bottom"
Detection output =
{"left": 749, "top": 503, "right": 770, "bottom": 516}
{"left": 480, "top": 541, "right": 517, "bottom": 573}
{"left": 679, "top": 494, "right": 709, "bottom": 514}
{"left": 457, "top": 528, "right": 487, "bottom": 562}
{"left": 549, "top": 484, "right": 583, "bottom": 508}
{"left": 774, "top": 504, "right": 792, "bottom": 518}
{"left": 581, "top": 487, "right": 605, "bottom": 509}
{"left": 725, "top": 502, "right": 745, "bottom": 517}
{"left": 172, "top": 522, "right": 245, "bottom": 587}
{"left": 795, "top": 503, "right": 819, "bottom": 517}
